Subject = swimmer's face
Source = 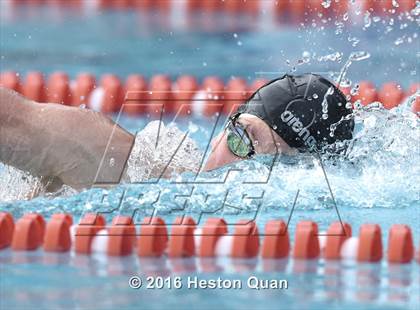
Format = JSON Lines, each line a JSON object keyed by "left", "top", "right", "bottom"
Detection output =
{"left": 203, "top": 113, "right": 296, "bottom": 171}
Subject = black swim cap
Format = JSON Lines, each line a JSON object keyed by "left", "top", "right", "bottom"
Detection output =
{"left": 234, "top": 74, "right": 354, "bottom": 151}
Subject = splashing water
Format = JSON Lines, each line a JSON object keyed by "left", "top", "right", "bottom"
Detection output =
{"left": 0, "top": 6, "right": 419, "bottom": 219}
{"left": 0, "top": 167, "right": 42, "bottom": 201}
{"left": 335, "top": 51, "right": 371, "bottom": 89}
{"left": 364, "top": 11, "right": 372, "bottom": 26}
{"left": 321, "top": 86, "right": 335, "bottom": 119}
{"left": 317, "top": 51, "right": 343, "bottom": 62}
{"left": 126, "top": 120, "right": 203, "bottom": 182}
{"left": 321, "top": 0, "right": 332, "bottom": 9}
{"left": 0, "top": 101, "right": 418, "bottom": 218}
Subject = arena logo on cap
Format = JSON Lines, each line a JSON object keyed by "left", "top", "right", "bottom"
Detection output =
{"left": 280, "top": 99, "right": 317, "bottom": 150}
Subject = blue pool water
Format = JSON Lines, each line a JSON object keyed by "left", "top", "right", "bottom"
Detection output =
{"left": 0, "top": 5, "right": 418, "bottom": 87}
{"left": 1, "top": 4, "right": 419, "bottom": 310}
{"left": 1, "top": 110, "right": 419, "bottom": 310}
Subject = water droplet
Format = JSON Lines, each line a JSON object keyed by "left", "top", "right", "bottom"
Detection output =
{"left": 109, "top": 158, "right": 115, "bottom": 167}
{"left": 302, "top": 51, "right": 311, "bottom": 58}
{"left": 313, "top": 93, "right": 318, "bottom": 99}
{"left": 349, "top": 51, "right": 370, "bottom": 61}
{"left": 343, "top": 13, "right": 349, "bottom": 21}
{"left": 350, "top": 84, "right": 360, "bottom": 96}
{"left": 394, "top": 37, "right": 404, "bottom": 45}
{"left": 318, "top": 52, "right": 343, "bottom": 62}
{"left": 321, "top": 0, "right": 331, "bottom": 8}
{"left": 364, "top": 11, "right": 371, "bottom": 28}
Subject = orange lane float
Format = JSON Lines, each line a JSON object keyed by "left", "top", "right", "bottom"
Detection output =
{"left": 231, "top": 220, "right": 259, "bottom": 258}
{"left": 23, "top": 71, "right": 46, "bottom": 102}
{"left": 324, "top": 222, "right": 352, "bottom": 260}
{"left": 149, "top": 74, "right": 173, "bottom": 116}
{"left": 224, "top": 77, "right": 248, "bottom": 116}
{"left": 72, "top": 73, "right": 96, "bottom": 107}
{"left": 353, "top": 81, "right": 377, "bottom": 106}
{"left": 23, "top": 213, "right": 46, "bottom": 238}
{"left": 199, "top": 218, "right": 228, "bottom": 257}
{"left": 137, "top": 217, "right": 168, "bottom": 257}
{"left": 0, "top": 71, "right": 21, "bottom": 92}
{"left": 11, "top": 0, "right": 416, "bottom": 18}
{"left": 200, "top": 0, "right": 223, "bottom": 12}
{"left": 378, "top": 82, "right": 404, "bottom": 110}
{"left": 261, "top": 220, "right": 289, "bottom": 259}
{"left": 201, "top": 76, "right": 225, "bottom": 117}
{"left": 74, "top": 213, "right": 106, "bottom": 254}
{"left": 135, "top": 0, "right": 171, "bottom": 11}
{"left": 293, "top": 221, "right": 320, "bottom": 259}
{"left": 1, "top": 71, "right": 418, "bottom": 115}
{"left": 43, "top": 213, "right": 73, "bottom": 252}
{"left": 11, "top": 213, "right": 45, "bottom": 251}
{"left": 357, "top": 224, "right": 383, "bottom": 263}
{"left": 274, "top": 0, "right": 288, "bottom": 17}
{"left": 2, "top": 213, "right": 420, "bottom": 265}
{"left": 0, "top": 212, "right": 14, "bottom": 249}
{"left": 387, "top": 224, "right": 414, "bottom": 264}
{"left": 123, "top": 74, "right": 148, "bottom": 115}
{"left": 46, "top": 72, "right": 72, "bottom": 105}
{"left": 362, "top": 0, "right": 416, "bottom": 15}
{"left": 107, "top": 216, "right": 136, "bottom": 256}
{"left": 168, "top": 216, "right": 196, "bottom": 258}
{"left": 223, "top": 0, "right": 259, "bottom": 15}
{"left": 288, "top": 0, "right": 306, "bottom": 21}
{"left": 100, "top": 74, "right": 123, "bottom": 113}
{"left": 172, "top": 75, "right": 198, "bottom": 116}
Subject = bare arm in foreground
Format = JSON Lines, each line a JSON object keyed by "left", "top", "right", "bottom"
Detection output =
{"left": 0, "top": 87, "right": 135, "bottom": 191}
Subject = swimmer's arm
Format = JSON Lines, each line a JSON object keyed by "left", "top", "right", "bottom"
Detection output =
{"left": 0, "top": 87, "right": 35, "bottom": 171}
{"left": 0, "top": 87, "right": 135, "bottom": 190}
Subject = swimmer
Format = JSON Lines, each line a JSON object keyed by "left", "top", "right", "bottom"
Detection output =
{"left": 0, "top": 74, "right": 354, "bottom": 193}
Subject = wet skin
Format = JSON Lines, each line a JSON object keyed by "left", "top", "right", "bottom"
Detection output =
{"left": 0, "top": 87, "right": 134, "bottom": 191}
{"left": 0, "top": 87, "right": 293, "bottom": 191}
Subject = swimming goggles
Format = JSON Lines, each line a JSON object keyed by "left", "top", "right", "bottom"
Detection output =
{"left": 225, "top": 114, "right": 255, "bottom": 159}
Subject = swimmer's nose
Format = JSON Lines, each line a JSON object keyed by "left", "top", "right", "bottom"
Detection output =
{"left": 203, "top": 131, "right": 241, "bottom": 171}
